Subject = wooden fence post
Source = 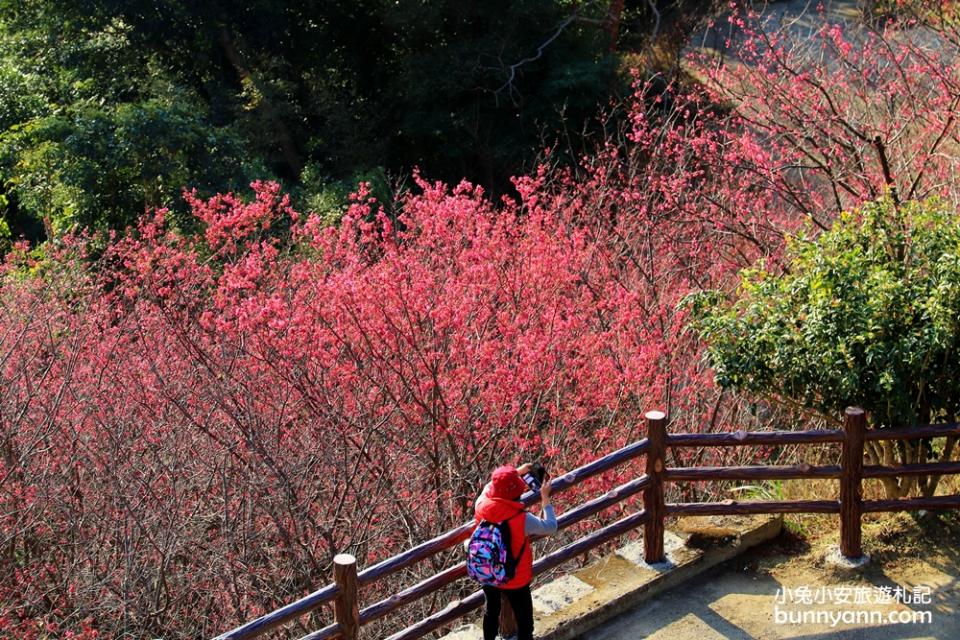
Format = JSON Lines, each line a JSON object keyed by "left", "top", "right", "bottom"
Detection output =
{"left": 840, "top": 407, "right": 866, "bottom": 559}
{"left": 499, "top": 595, "right": 517, "bottom": 637}
{"left": 643, "top": 410, "right": 667, "bottom": 564}
{"left": 334, "top": 554, "right": 360, "bottom": 640}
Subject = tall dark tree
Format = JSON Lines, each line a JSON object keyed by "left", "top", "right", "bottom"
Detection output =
{"left": 0, "top": 0, "right": 633, "bottom": 237}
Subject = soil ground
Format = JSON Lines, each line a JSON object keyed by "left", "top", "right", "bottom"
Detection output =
{"left": 586, "top": 510, "right": 960, "bottom": 639}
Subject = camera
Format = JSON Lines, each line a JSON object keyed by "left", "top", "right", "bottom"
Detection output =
{"left": 522, "top": 462, "right": 547, "bottom": 492}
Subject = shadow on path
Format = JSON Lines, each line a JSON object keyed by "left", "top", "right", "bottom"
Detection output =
{"left": 586, "top": 529, "right": 958, "bottom": 640}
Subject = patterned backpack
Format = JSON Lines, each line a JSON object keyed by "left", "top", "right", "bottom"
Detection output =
{"left": 466, "top": 511, "right": 527, "bottom": 586}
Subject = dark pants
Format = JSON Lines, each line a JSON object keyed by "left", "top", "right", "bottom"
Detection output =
{"left": 481, "top": 584, "right": 533, "bottom": 640}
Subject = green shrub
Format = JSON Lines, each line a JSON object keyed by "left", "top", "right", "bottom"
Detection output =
{"left": 689, "top": 196, "right": 960, "bottom": 496}
{"left": 690, "top": 196, "right": 960, "bottom": 429}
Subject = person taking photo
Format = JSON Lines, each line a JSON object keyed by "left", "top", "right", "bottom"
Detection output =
{"left": 467, "top": 463, "right": 558, "bottom": 640}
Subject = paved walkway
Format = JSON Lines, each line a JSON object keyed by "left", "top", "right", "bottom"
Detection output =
{"left": 586, "top": 534, "right": 958, "bottom": 640}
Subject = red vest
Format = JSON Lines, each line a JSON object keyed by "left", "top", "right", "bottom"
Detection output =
{"left": 474, "top": 488, "right": 532, "bottom": 589}
{"left": 499, "top": 509, "right": 532, "bottom": 589}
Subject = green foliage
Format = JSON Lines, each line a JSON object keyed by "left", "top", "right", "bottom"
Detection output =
{"left": 0, "top": 213, "right": 9, "bottom": 251}
{"left": 0, "top": 6, "right": 263, "bottom": 236}
{"left": 690, "top": 196, "right": 960, "bottom": 427}
{"left": 298, "top": 163, "right": 392, "bottom": 226}
{"left": 1, "top": 101, "right": 254, "bottom": 233}
{"left": 729, "top": 480, "right": 785, "bottom": 501}
{"left": 0, "top": 61, "right": 47, "bottom": 131}
{"left": 0, "top": 0, "right": 625, "bottom": 241}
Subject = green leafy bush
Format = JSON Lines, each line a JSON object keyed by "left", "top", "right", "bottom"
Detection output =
{"left": 693, "top": 196, "right": 960, "bottom": 427}
{"left": 690, "top": 196, "right": 960, "bottom": 495}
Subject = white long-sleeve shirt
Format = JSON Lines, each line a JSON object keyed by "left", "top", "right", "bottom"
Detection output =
{"left": 524, "top": 505, "right": 558, "bottom": 536}
{"left": 475, "top": 481, "right": 558, "bottom": 536}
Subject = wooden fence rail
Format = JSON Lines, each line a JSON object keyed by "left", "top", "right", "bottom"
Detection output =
{"left": 213, "top": 408, "right": 960, "bottom": 640}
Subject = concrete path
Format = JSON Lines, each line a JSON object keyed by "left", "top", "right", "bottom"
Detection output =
{"left": 691, "top": 0, "right": 862, "bottom": 55}
{"left": 586, "top": 536, "right": 959, "bottom": 640}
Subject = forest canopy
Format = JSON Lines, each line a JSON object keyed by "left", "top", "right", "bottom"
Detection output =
{"left": 0, "top": 0, "right": 687, "bottom": 241}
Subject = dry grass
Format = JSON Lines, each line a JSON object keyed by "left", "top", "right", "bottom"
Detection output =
{"left": 771, "top": 467, "right": 960, "bottom": 551}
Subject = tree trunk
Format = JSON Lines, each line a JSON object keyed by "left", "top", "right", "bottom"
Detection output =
{"left": 607, "top": 0, "right": 626, "bottom": 53}
{"left": 218, "top": 26, "right": 303, "bottom": 178}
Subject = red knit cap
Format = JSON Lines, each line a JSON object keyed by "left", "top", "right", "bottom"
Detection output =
{"left": 490, "top": 465, "right": 527, "bottom": 500}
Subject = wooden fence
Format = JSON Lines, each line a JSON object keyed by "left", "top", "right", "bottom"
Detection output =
{"left": 213, "top": 408, "right": 960, "bottom": 640}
